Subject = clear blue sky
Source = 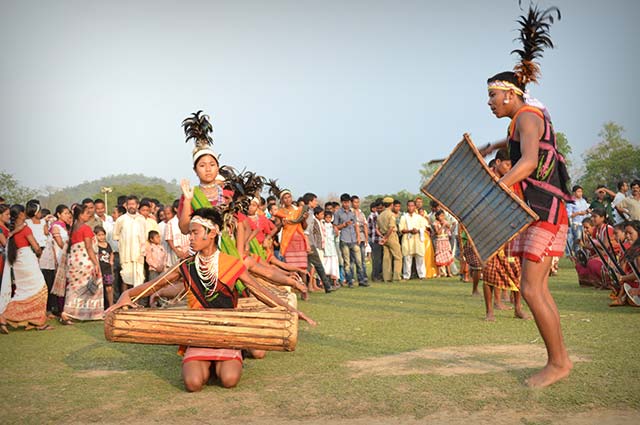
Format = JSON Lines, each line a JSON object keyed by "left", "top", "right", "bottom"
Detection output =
{"left": 1, "top": 0, "right": 638, "bottom": 199}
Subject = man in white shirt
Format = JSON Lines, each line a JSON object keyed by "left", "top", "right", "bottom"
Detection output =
{"left": 113, "top": 195, "right": 147, "bottom": 291}
{"left": 616, "top": 180, "right": 640, "bottom": 221}
{"left": 566, "top": 185, "right": 590, "bottom": 251}
{"left": 611, "top": 181, "right": 628, "bottom": 224}
{"left": 94, "top": 198, "right": 115, "bottom": 247}
{"left": 399, "top": 200, "right": 428, "bottom": 279}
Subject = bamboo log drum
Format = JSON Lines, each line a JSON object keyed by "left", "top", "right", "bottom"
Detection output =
{"left": 104, "top": 307, "right": 298, "bottom": 351}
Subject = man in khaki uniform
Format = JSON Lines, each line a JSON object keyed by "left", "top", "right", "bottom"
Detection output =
{"left": 377, "top": 197, "right": 402, "bottom": 282}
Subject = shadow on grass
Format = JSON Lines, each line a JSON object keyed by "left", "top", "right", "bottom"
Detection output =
{"left": 64, "top": 321, "right": 184, "bottom": 390}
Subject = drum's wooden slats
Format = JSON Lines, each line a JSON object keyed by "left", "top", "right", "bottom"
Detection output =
{"left": 104, "top": 308, "right": 298, "bottom": 351}
{"left": 436, "top": 142, "right": 487, "bottom": 206}
{"left": 462, "top": 185, "right": 508, "bottom": 256}
{"left": 115, "top": 317, "right": 289, "bottom": 331}
{"left": 422, "top": 134, "right": 538, "bottom": 264}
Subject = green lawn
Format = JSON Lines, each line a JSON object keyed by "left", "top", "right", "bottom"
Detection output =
{"left": 1, "top": 259, "right": 639, "bottom": 424}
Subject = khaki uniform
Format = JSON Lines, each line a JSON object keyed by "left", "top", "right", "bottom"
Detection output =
{"left": 377, "top": 208, "right": 402, "bottom": 281}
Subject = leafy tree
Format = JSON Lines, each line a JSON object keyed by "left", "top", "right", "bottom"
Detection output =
{"left": 579, "top": 122, "right": 640, "bottom": 195}
{"left": 555, "top": 131, "right": 572, "bottom": 170}
{"left": 419, "top": 162, "right": 441, "bottom": 187}
{"left": 0, "top": 171, "right": 39, "bottom": 204}
{"left": 92, "top": 183, "right": 179, "bottom": 208}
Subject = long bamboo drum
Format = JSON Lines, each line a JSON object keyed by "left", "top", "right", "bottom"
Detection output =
{"left": 249, "top": 273, "right": 298, "bottom": 309}
{"left": 422, "top": 134, "right": 539, "bottom": 264}
{"left": 104, "top": 307, "right": 298, "bottom": 351}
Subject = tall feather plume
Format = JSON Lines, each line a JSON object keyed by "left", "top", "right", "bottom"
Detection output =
{"left": 218, "top": 166, "right": 266, "bottom": 224}
{"left": 266, "top": 179, "right": 282, "bottom": 199}
{"left": 182, "top": 110, "right": 213, "bottom": 148}
{"left": 511, "top": 2, "right": 561, "bottom": 86}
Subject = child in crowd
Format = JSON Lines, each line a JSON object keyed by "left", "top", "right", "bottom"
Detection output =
{"left": 146, "top": 230, "right": 167, "bottom": 281}
{"left": 321, "top": 210, "right": 339, "bottom": 285}
{"left": 95, "top": 226, "right": 114, "bottom": 307}
{"left": 433, "top": 210, "right": 454, "bottom": 277}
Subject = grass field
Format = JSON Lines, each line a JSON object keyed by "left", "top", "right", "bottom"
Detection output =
{"left": 1, "top": 259, "right": 639, "bottom": 424}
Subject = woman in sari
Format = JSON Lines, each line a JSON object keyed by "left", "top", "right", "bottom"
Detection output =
{"left": 1, "top": 204, "right": 53, "bottom": 333}
{"left": 61, "top": 204, "right": 103, "bottom": 323}
{"left": 0, "top": 205, "right": 9, "bottom": 301}
{"left": 275, "top": 190, "right": 309, "bottom": 270}
{"left": 422, "top": 213, "right": 438, "bottom": 279}
{"left": 39, "top": 204, "right": 71, "bottom": 316}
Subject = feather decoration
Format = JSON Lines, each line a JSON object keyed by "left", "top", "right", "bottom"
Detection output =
{"left": 511, "top": 2, "right": 561, "bottom": 86}
{"left": 182, "top": 110, "right": 214, "bottom": 147}
{"left": 266, "top": 179, "right": 283, "bottom": 199}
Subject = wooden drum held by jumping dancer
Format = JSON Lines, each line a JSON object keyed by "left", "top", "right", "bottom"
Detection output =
{"left": 422, "top": 134, "right": 539, "bottom": 265}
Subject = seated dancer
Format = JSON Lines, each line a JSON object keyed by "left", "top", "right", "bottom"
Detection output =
{"left": 590, "top": 208, "right": 620, "bottom": 290}
{"left": 573, "top": 218, "right": 601, "bottom": 287}
{"left": 611, "top": 221, "right": 640, "bottom": 306}
{"left": 481, "top": 4, "right": 573, "bottom": 387}
{"left": 176, "top": 111, "right": 307, "bottom": 297}
{"left": 106, "top": 208, "right": 315, "bottom": 392}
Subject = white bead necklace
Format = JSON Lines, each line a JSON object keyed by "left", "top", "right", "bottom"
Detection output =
{"left": 195, "top": 250, "right": 220, "bottom": 291}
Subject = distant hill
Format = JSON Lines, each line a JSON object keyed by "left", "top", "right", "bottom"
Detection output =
{"left": 40, "top": 174, "right": 181, "bottom": 209}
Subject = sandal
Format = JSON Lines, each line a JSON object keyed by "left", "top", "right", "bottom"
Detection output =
{"left": 36, "top": 324, "right": 55, "bottom": 331}
{"left": 59, "top": 317, "right": 74, "bottom": 326}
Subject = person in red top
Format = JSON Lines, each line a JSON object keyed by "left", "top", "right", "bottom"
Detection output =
{"left": 1, "top": 204, "right": 52, "bottom": 333}
{"left": 61, "top": 204, "right": 103, "bottom": 324}
{"left": 0, "top": 205, "right": 10, "bottom": 298}
{"left": 481, "top": 4, "right": 573, "bottom": 388}
{"left": 107, "top": 208, "right": 316, "bottom": 392}
{"left": 246, "top": 198, "right": 276, "bottom": 246}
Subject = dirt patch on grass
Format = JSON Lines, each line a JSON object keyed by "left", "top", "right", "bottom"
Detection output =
{"left": 347, "top": 344, "right": 588, "bottom": 377}
{"left": 93, "top": 409, "right": 639, "bottom": 425}
{"left": 74, "top": 370, "right": 128, "bottom": 378}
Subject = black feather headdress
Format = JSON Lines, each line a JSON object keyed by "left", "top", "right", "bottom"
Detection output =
{"left": 511, "top": 2, "right": 561, "bottom": 87}
{"left": 217, "top": 166, "right": 266, "bottom": 220}
{"left": 182, "top": 110, "right": 213, "bottom": 147}
{"left": 182, "top": 110, "right": 218, "bottom": 165}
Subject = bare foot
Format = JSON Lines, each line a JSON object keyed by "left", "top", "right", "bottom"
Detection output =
{"left": 514, "top": 309, "right": 531, "bottom": 320}
{"left": 484, "top": 313, "right": 495, "bottom": 322}
{"left": 471, "top": 291, "right": 480, "bottom": 297}
{"left": 525, "top": 361, "right": 573, "bottom": 388}
{"left": 494, "top": 303, "right": 512, "bottom": 311}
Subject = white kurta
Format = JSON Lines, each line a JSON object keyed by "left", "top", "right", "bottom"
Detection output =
{"left": 113, "top": 213, "right": 146, "bottom": 286}
{"left": 400, "top": 213, "right": 427, "bottom": 256}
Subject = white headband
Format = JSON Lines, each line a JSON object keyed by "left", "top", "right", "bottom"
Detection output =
{"left": 193, "top": 147, "right": 220, "bottom": 166}
{"left": 190, "top": 216, "right": 219, "bottom": 231}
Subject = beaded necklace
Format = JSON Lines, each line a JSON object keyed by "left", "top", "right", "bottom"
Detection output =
{"left": 194, "top": 250, "right": 220, "bottom": 292}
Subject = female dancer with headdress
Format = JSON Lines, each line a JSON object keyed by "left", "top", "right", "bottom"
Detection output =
{"left": 0, "top": 205, "right": 53, "bottom": 333}
{"left": 106, "top": 207, "right": 315, "bottom": 391}
{"left": 481, "top": 4, "right": 574, "bottom": 387}
{"left": 176, "top": 111, "right": 307, "bottom": 296}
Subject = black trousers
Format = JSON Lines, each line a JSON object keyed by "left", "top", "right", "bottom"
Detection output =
{"left": 370, "top": 242, "right": 383, "bottom": 281}
{"left": 307, "top": 246, "right": 332, "bottom": 291}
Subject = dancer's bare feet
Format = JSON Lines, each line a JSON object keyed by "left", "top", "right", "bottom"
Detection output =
{"left": 471, "top": 291, "right": 481, "bottom": 297}
{"left": 525, "top": 360, "right": 573, "bottom": 388}
{"left": 494, "top": 303, "right": 512, "bottom": 311}
{"left": 514, "top": 309, "right": 531, "bottom": 320}
{"left": 484, "top": 313, "right": 495, "bottom": 322}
